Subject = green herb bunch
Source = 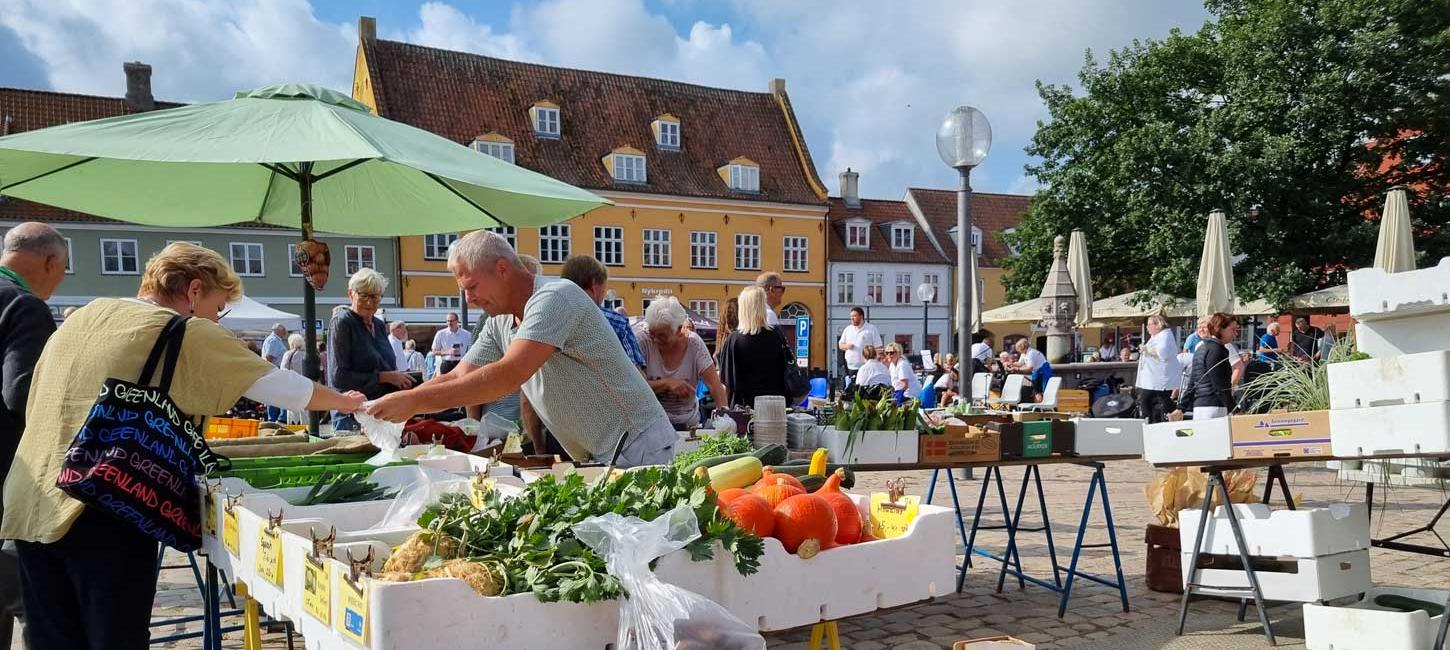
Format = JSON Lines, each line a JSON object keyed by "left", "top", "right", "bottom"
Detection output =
{"left": 833, "top": 393, "right": 919, "bottom": 432}
{"left": 417, "top": 467, "right": 763, "bottom": 603}
{"left": 671, "top": 431, "right": 754, "bottom": 470}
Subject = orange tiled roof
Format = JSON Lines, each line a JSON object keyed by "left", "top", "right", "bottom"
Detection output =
{"left": 827, "top": 197, "right": 947, "bottom": 264}
{"left": 907, "top": 188, "right": 1029, "bottom": 266}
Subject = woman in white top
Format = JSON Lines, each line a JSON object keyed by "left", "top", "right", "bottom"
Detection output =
{"left": 1135, "top": 315, "right": 1182, "bottom": 423}
{"left": 280, "top": 333, "right": 308, "bottom": 423}
{"left": 884, "top": 342, "right": 922, "bottom": 403}
{"left": 402, "top": 339, "right": 425, "bottom": 373}
{"left": 853, "top": 344, "right": 892, "bottom": 395}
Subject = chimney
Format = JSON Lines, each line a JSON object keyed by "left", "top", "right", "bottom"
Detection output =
{"left": 768, "top": 78, "right": 786, "bottom": 96}
{"left": 840, "top": 168, "right": 861, "bottom": 208}
{"left": 123, "top": 61, "right": 154, "bottom": 112}
{"left": 359, "top": 16, "right": 377, "bottom": 43}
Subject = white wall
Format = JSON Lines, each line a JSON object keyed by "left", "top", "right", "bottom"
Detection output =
{"left": 827, "top": 260, "right": 953, "bottom": 376}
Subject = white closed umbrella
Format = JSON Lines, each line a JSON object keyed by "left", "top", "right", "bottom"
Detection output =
{"left": 1374, "top": 186, "right": 1416, "bottom": 273}
{"left": 1067, "top": 229, "right": 1092, "bottom": 326}
{"left": 969, "top": 246, "right": 984, "bottom": 333}
{"left": 1196, "top": 209, "right": 1236, "bottom": 316}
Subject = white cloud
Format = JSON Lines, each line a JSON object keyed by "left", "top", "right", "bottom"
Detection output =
{"left": 397, "top": 2, "right": 535, "bottom": 61}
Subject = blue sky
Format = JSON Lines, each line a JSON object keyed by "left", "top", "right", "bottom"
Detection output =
{"left": 0, "top": 0, "right": 1211, "bottom": 198}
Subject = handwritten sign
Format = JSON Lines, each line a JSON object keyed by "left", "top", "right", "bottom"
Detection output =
{"left": 222, "top": 505, "right": 240, "bottom": 556}
{"left": 302, "top": 559, "right": 331, "bottom": 625}
{"left": 869, "top": 492, "right": 920, "bottom": 539}
{"left": 255, "top": 526, "right": 283, "bottom": 586}
{"left": 336, "top": 577, "right": 369, "bottom": 644}
{"left": 470, "top": 477, "right": 495, "bottom": 510}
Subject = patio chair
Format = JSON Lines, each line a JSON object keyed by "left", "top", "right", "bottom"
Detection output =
{"left": 987, "top": 374, "right": 1027, "bottom": 409}
{"left": 970, "top": 372, "right": 990, "bottom": 405}
{"left": 1020, "top": 376, "right": 1063, "bottom": 412}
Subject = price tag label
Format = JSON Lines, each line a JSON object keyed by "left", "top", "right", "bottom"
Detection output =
{"left": 222, "top": 506, "right": 240, "bottom": 556}
{"left": 336, "top": 577, "right": 369, "bottom": 644}
{"left": 302, "top": 560, "right": 331, "bottom": 625}
{"left": 469, "top": 478, "right": 495, "bottom": 510}
{"left": 204, "top": 492, "right": 217, "bottom": 536}
{"left": 869, "top": 492, "right": 920, "bottom": 540}
{"left": 255, "top": 527, "right": 283, "bottom": 586}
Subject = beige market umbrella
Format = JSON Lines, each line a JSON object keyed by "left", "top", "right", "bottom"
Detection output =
{"left": 968, "top": 247, "right": 984, "bottom": 333}
{"left": 1067, "top": 229, "right": 1093, "bottom": 326}
{"left": 981, "top": 297, "right": 1044, "bottom": 324}
{"left": 1091, "top": 292, "right": 1195, "bottom": 322}
{"left": 1196, "top": 209, "right": 1236, "bottom": 316}
{"left": 1289, "top": 284, "right": 1348, "bottom": 311}
{"left": 1374, "top": 186, "right": 1416, "bottom": 273}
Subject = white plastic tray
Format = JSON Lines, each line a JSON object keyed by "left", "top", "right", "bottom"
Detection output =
{"left": 1330, "top": 401, "right": 1450, "bottom": 458}
{"left": 1183, "top": 549, "right": 1371, "bottom": 604}
{"left": 1348, "top": 257, "right": 1450, "bottom": 321}
{"left": 1144, "top": 417, "right": 1232, "bottom": 465}
{"left": 1303, "top": 585, "right": 1450, "bottom": 649}
{"left": 1329, "top": 351, "right": 1450, "bottom": 410}
{"left": 821, "top": 427, "right": 919, "bottom": 465}
{"left": 1072, "top": 418, "right": 1145, "bottom": 456}
{"left": 1178, "top": 503, "right": 1369, "bottom": 559}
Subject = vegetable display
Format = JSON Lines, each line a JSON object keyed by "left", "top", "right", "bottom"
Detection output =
{"left": 672, "top": 430, "right": 755, "bottom": 470}
{"left": 712, "top": 448, "right": 869, "bottom": 559}
{"left": 833, "top": 393, "right": 920, "bottom": 432}
{"left": 290, "top": 473, "right": 397, "bottom": 506}
{"left": 414, "top": 466, "right": 764, "bottom": 603}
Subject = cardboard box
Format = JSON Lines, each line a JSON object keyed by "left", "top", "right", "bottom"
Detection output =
{"left": 990, "top": 420, "right": 1075, "bottom": 459}
{"left": 919, "top": 425, "right": 1001, "bottom": 464}
{"left": 1011, "top": 411, "right": 1073, "bottom": 422}
{"left": 954, "top": 637, "right": 1035, "bottom": 650}
{"left": 1229, "top": 410, "right": 1332, "bottom": 459}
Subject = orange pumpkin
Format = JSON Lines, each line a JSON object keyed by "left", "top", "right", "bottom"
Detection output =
{"left": 773, "top": 493, "right": 837, "bottom": 558}
{"left": 755, "top": 477, "right": 805, "bottom": 509}
{"left": 716, "top": 488, "right": 749, "bottom": 506}
{"left": 752, "top": 468, "right": 805, "bottom": 492}
{"left": 722, "top": 494, "right": 775, "bottom": 537}
{"left": 813, "top": 469, "right": 863, "bottom": 545}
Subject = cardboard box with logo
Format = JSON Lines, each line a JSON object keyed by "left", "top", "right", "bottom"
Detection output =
{"left": 919, "top": 424, "right": 1001, "bottom": 464}
{"left": 1229, "top": 410, "right": 1332, "bottom": 460}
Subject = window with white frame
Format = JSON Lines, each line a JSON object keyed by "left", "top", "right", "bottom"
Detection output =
{"left": 689, "top": 299, "right": 718, "bottom": 320}
{"left": 734, "top": 233, "right": 760, "bottom": 271}
{"left": 836, "top": 272, "right": 854, "bottom": 304}
{"left": 895, "top": 272, "right": 913, "bottom": 303}
{"left": 602, "top": 296, "right": 624, "bottom": 311}
{"left": 782, "top": 236, "right": 808, "bottom": 272}
{"left": 64, "top": 237, "right": 73, "bottom": 274}
{"left": 642, "top": 229, "right": 671, "bottom": 267}
{"left": 471, "top": 139, "right": 515, "bottom": 163}
{"left": 229, "top": 242, "right": 264, "bottom": 277}
{"left": 594, "top": 226, "right": 623, "bottom": 266}
{"left": 533, "top": 106, "right": 559, "bottom": 136}
{"left": 166, "top": 239, "right": 202, "bottom": 246}
{"left": 971, "top": 227, "right": 983, "bottom": 255}
{"left": 891, "top": 223, "right": 914, "bottom": 250}
{"left": 846, "top": 222, "right": 869, "bottom": 249}
{"left": 424, "top": 233, "right": 459, "bottom": 260}
{"left": 865, "top": 272, "right": 884, "bottom": 304}
{"left": 345, "top": 245, "right": 375, "bottom": 275}
{"left": 1002, "top": 227, "right": 1020, "bottom": 256}
{"left": 539, "top": 225, "right": 570, "bottom": 263}
{"left": 923, "top": 273, "right": 942, "bottom": 303}
{"left": 612, "top": 153, "right": 646, "bottom": 183}
{"left": 657, "top": 121, "right": 680, "bottom": 148}
{"left": 728, "top": 164, "right": 759, "bottom": 192}
{"left": 689, "top": 231, "right": 716, "bottom": 269}
{"left": 424, "top": 295, "right": 462, "bottom": 309}
{"left": 485, "top": 226, "right": 516, "bottom": 250}
{"left": 286, "top": 243, "right": 304, "bottom": 277}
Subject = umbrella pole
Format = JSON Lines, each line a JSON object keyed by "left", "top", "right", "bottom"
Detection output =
{"left": 299, "top": 163, "right": 321, "bottom": 435}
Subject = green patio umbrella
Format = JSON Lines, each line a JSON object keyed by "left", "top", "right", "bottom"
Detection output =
{"left": 0, "top": 83, "right": 609, "bottom": 428}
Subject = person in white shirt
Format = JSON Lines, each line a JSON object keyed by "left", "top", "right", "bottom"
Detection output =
{"left": 1134, "top": 315, "right": 1182, "bottom": 423}
{"left": 883, "top": 343, "right": 922, "bottom": 402}
{"left": 836, "top": 307, "right": 882, "bottom": 385}
{"left": 387, "top": 320, "right": 410, "bottom": 372}
{"left": 755, "top": 272, "right": 785, "bottom": 326}
{"left": 431, "top": 311, "right": 473, "bottom": 375}
{"left": 1096, "top": 335, "right": 1119, "bottom": 362}
{"left": 402, "top": 339, "right": 425, "bottom": 373}
{"left": 853, "top": 345, "right": 891, "bottom": 395}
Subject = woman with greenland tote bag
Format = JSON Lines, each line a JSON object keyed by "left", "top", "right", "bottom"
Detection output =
{"left": 1, "top": 243, "right": 365, "bottom": 650}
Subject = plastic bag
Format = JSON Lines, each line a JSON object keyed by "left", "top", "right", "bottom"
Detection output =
{"left": 479, "top": 412, "right": 518, "bottom": 441}
{"left": 356, "top": 409, "right": 404, "bottom": 466}
{"left": 376, "top": 466, "right": 471, "bottom": 529}
{"left": 573, "top": 506, "right": 764, "bottom": 650}
{"left": 709, "top": 413, "right": 737, "bottom": 436}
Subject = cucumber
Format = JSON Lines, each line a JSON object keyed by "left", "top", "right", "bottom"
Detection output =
{"left": 764, "top": 464, "right": 855, "bottom": 489}
{"left": 782, "top": 458, "right": 811, "bottom": 466}
{"left": 751, "top": 444, "right": 788, "bottom": 466}
{"left": 1373, "top": 594, "right": 1445, "bottom": 617}
{"left": 682, "top": 452, "right": 753, "bottom": 476}
{"left": 798, "top": 474, "right": 827, "bottom": 492}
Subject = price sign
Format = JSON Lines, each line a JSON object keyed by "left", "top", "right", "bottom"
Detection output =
{"left": 222, "top": 505, "right": 240, "bottom": 556}
{"left": 302, "top": 559, "right": 331, "bottom": 625}
{"left": 469, "top": 477, "right": 495, "bottom": 510}
{"left": 255, "top": 526, "right": 284, "bottom": 586}
{"left": 868, "top": 492, "right": 920, "bottom": 540}
{"left": 336, "top": 577, "right": 369, "bottom": 644}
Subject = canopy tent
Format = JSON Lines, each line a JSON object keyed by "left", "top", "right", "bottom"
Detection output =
{"left": 1289, "top": 284, "right": 1348, "bottom": 311}
{"left": 1090, "top": 292, "right": 1195, "bottom": 322}
{"left": 221, "top": 295, "right": 302, "bottom": 332}
{"left": 980, "top": 298, "right": 1044, "bottom": 324}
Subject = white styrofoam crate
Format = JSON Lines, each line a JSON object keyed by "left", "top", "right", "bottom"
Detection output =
{"left": 1183, "top": 549, "right": 1371, "bottom": 603}
{"left": 1071, "top": 418, "right": 1145, "bottom": 457}
{"left": 1349, "top": 257, "right": 1450, "bottom": 321}
{"left": 1304, "top": 585, "right": 1450, "bottom": 650}
{"left": 1330, "top": 401, "right": 1450, "bottom": 458}
{"left": 1144, "top": 417, "right": 1232, "bottom": 465}
{"left": 1179, "top": 503, "right": 1369, "bottom": 559}
{"left": 1329, "top": 351, "right": 1450, "bottom": 410}
{"left": 821, "top": 427, "right": 919, "bottom": 465}
{"left": 1355, "top": 315, "right": 1450, "bottom": 359}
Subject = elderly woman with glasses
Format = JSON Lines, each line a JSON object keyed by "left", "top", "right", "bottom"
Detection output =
{"left": 636, "top": 298, "right": 728, "bottom": 429}
{"left": 883, "top": 343, "right": 921, "bottom": 404}
{"left": 328, "top": 267, "right": 414, "bottom": 432}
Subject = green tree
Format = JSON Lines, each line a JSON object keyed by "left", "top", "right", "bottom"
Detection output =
{"left": 1004, "top": 0, "right": 1450, "bottom": 308}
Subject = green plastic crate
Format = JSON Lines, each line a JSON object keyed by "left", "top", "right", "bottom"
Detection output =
{"left": 224, "top": 453, "right": 378, "bottom": 471}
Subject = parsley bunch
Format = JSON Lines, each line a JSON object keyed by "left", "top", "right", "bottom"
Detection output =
{"left": 417, "top": 467, "right": 764, "bottom": 603}
{"left": 671, "top": 430, "right": 754, "bottom": 470}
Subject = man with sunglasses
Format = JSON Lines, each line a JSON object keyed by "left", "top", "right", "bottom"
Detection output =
{"left": 755, "top": 272, "right": 786, "bottom": 326}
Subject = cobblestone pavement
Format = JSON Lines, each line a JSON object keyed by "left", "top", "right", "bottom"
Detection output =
{"left": 132, "top": 461, "right": 1449, "bottom": 649}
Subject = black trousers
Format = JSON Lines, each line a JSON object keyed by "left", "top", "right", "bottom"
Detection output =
{"left": 1136, "top": 387, "right": 1174, "bottom": 424}
{"left": 17, "top": 508, "right": 159, "bottom": 650}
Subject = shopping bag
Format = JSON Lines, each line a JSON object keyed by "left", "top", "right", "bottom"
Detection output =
{"left": 56, "top": 314, "right": 229, "bottom": 551}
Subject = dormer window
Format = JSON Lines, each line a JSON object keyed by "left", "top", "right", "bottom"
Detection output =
{"left": 653, "top": 114, "right": 680, "bottom": 149}
{"left": 846, "top": 220, "right": 870, "bottom": 249}
{"left": 530, "top": 102, "right": 560, "bottom": 137}
{"left": 718, "top": 158, "right": 760, "bottom": 192}
{"left": 891, "top": 223, "right": 914, "bottom": 250}
{"left": 471, "top": 133, "right": 515, "bottom": 163}
{"left": 1002, "top": 227, "right": 1020, "bottom": 256}
{"left": 603, "top": 147, "right": 647, "bottom": 183}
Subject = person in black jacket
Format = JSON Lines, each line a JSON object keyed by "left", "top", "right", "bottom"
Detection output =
{"left": 1175, "top": 312, "right": 1240, "bottom": 420}
{"left": 328, "top": 268, "right": 414, "bottom": 432}
{"left": 0, "top": 222, "right": 68, "bottom": 648}
{"left": 719, "top": 286, "right": 788, "bottom": 408}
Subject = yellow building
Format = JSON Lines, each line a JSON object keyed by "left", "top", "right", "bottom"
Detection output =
{"left": 350, "top": 17, "right": 833, "bottom": 366}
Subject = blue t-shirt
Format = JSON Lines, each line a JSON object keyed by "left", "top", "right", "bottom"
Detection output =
{"left": 1184, "top": 332, "right": 1202, "bottom": 353}
{"left": 1256, "top": 333, "right": 1279, "bottom": 362}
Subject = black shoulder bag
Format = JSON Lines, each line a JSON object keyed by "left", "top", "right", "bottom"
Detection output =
{"left": 57, "top": 314, "right": 230, "bottom": 551}
{"left": 776, "top": 328, "right": 811, "bottom": 402}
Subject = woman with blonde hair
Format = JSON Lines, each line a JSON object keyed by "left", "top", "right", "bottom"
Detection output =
{"left": 329, "top": 267, "right": 414, "bottom": 432}
{"left": 718, "top": 286, "right": 790, "bottom": 408}
{"left": 1, "top": 243, "right": 364, "bottom": 649}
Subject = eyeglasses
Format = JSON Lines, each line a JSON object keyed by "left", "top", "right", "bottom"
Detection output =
{"left": 356, "top": 292, "right": 382, "bottom": 301}
{"left": 768, "top": 286, "right": 786, "bottom": 293}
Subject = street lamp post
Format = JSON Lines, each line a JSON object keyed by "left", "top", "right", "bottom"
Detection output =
{"left": 936, "top": 106, "right": 992, "bottom": 385}
{"left": 916, "top": 282, "right": 936, "bottom": 361}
